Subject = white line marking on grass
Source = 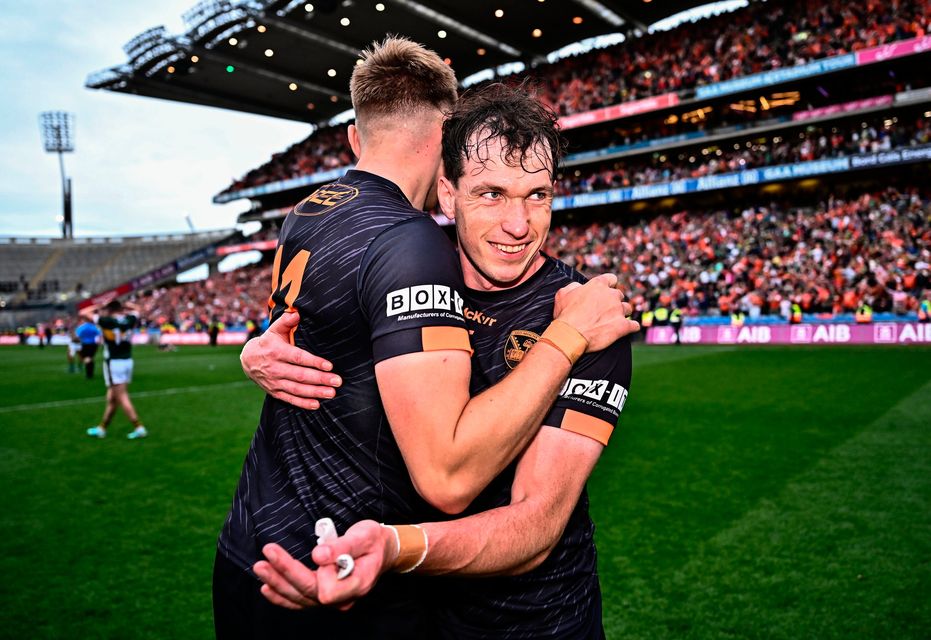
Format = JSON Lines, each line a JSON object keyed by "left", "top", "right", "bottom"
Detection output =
{"left": 0, "top": 381, "right": 254, "bottom": 414}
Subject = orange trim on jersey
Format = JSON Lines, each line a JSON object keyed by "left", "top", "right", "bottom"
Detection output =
{"left": 421, "top": 326, "right": 472, "bottom": 354}
{"left": 287, "top": 308, "right": 298, "bottom": 345}
{"left": 560, "top": 409, "right": 614, "bottom": 446}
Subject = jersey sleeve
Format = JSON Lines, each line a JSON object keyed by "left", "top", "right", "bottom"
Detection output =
{"left": 359, "top": 217, "right": 471, "bottom": 364}
{"left": 543, "top": 336, "right": 632, "bottom": 446}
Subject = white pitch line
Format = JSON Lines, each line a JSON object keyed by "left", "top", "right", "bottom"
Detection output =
{"left": 0, "top": 380, "right": 254, "bottom": 414}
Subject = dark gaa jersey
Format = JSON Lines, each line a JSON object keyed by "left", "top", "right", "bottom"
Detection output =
{"left": 434, "top": 255, "right": 632, "bottom": 639}
{"left": 217, "top": 171, "right": 470, "bottom": 613}
{"left": 98, "top": 314, "right": 137, "bottom": 360}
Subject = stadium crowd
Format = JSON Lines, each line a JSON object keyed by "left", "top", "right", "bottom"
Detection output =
{"left": 74, "top": 187, "right": 927, "bottom": 331}
{"left": 547, "top": 187, "right": 931, "bottom": 318}
{"left": 535, "top": 0, "right": 930, "bottom": 117}
{"left": 220, "top": 127, "right": 350, "bottom": 196}
{"left": 128, "top": 264, "right": 272, "bottom": 332}
{"left": 556, "top": 115, "right": 931, "bottom": 195}
{"left": 219, "top": 0, "right": 929, "bottom": 195}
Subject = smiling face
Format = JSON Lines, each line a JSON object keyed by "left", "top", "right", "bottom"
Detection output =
{"left": 438, "top": 133, "right": 554, "bottom": 291}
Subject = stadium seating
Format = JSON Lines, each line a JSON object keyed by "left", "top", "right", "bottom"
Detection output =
{"left": 216, "top": 0, "right": 930, "bottom": 198}
{"left": 533, "top": 0, "right": 930, "bottom": 117}
{"left": 15, "top": 0, "right": 931, "bottom": 332}
{"left": 0, "top": 231, "right": 232, "bottom": 307}
{"left": 556, "top": 116, "right": 931, "bottom": 195}
{"left": 129, "top": 263, "right": 272, "bottom": 331}
{"left": 115, "top": 185, "right": 930, "bottom": 330}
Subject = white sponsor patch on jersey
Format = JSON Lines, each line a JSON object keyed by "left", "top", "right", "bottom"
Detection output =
{"left": 386, "top": 285, "right": 465, "bottom": 317}
{"left": 560, "top": 377, "right": 629, "bottom": 412}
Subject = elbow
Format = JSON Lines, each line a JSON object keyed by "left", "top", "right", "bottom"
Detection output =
{"left": 411, "top": 472, "right": 477, "bottom": 515}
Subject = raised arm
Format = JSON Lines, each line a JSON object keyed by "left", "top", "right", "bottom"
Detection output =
{"left": 375, "top": 276, "right": 630, "bottom": 514}
{"left": 254, "top": 338, "right": 633, "bottom": 609}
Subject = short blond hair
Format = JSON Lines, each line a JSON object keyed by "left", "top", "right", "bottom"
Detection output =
{"left": 350, "top": 37, "right": 457, "bottom": 131}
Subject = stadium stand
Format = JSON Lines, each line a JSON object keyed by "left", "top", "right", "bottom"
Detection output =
{"left": 129, "top": 262, "right": 271, "bottom": 332}
{"left": 109, "top": 185, "right": 929, "bottom": 332}
{"left": 532, "top": 0, "right": 931, "bottom": 117}
{"left": 7, "top": 0, "right": 925, "bottom": 342}
{"left": 213, "top": 0, "right": 931, "bottom": 199}
{"left": 75, "top": 0, "right": 929, "bottom": 339}
{"left": 556, "top": 115, "right": 931, "bottom": 194}
{"left": 219, "top": 127, "right": 351, "bottom": 196}
{"left": 546, "top": 187, "right": 931, "bottom": 319}
{"left": 0, "top": 230, "right": 234, "bottom": 309}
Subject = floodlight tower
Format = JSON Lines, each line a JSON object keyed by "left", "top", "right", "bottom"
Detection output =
{"left": 39, "top": 111, "right": 75, "bottom": 239}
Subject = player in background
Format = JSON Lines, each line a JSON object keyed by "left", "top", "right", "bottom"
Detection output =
{"left": 67, "top": 323, "right": 81, "bottom": 373}
{"left": 249, "top": 84, "right": 632, "bottom": 638}
{"left": 216, "top": 38, "right": 635, "bottom": 639}
{"left": 85, "top": 299, "right": 147, "bottom": 440}
{"left": 75, "top": 315, "right": 101, "bottom": 379}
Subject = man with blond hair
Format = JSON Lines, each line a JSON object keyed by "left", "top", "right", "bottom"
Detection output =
{"left": 214, "top": 38, "right": 633, "bottom": 638}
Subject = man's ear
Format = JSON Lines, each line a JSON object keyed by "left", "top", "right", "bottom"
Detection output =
{"left": 437, "top": 175, "right": 456, "bottom": 221}
{"left": 348, "top": 124, "right": 361, "bottom": 160}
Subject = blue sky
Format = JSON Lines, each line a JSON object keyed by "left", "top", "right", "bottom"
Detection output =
{"left": 0, "top": 1, "right": 309, "bottom": 237}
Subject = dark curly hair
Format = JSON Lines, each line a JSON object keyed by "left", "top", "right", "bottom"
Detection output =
{"left": 441, "top": 81, "right": 565, "bottom": 186}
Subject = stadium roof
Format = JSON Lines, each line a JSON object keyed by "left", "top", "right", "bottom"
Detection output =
{"left": 86, "top": 0, "right": 722, "bottom": 124}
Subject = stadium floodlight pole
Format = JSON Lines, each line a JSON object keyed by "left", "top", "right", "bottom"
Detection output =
{"left": 39, "top": 111, "right": 75, "bottom": 239}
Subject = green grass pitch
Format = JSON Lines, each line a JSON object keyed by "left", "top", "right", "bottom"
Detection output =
{"left": 0, "top": 344, "right": 929, "bottom": 638}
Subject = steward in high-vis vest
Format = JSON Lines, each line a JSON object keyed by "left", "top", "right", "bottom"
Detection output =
{"left": 730, "top": 311, "right": 746, "bottom": 326}
{"left": 670, "top": 308, "right": 683, "bottom": 345}
{"left": 790, "top": 303, "right": 803, "bottom": 324}
{"left": 653, "top": 306, "right": 670, "bottom": 326}
{"left": 640, "top": 309, "right": 654, "bottom": 328}
{"left": 855, "top": 303, "right": 873, "bottom": 324}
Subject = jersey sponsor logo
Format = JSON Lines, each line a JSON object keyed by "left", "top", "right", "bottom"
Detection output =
{"left": 560, "top": 377, "right": 629, "bottom": 412}
{"left": 504, "top": 330, "right": 539, "bottom": 369}
{"left": 294, "top": 183, "right": 359, "bottom": 216}
{"left": 386, "top": 285, "right": 465, "bottom": 317}
{"left": 463, "top": 307, "right": 498, "bottom": 327}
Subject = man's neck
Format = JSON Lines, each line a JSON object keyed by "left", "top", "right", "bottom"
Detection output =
{"left": 354, "top": 146, "right": 437, "bottom": 210}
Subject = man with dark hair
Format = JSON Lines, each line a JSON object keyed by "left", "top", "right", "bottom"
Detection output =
{"left": 86, "top": 299, "right": 147, "bottom": 439}
{"left": 251, "top": 84, "right": 631, "bottom": 638}
{"left": 216, "top": 40, "right": 634, "bottom": 639}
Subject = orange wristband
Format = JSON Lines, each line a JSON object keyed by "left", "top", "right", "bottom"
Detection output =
{"left": 539, "top": 320, "right": 588, "bottom": 365}
{"left": 382, "top": 524, "right": 428, "bottom": 573}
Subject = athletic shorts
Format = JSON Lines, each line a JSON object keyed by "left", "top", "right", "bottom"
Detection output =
{"left": 68, "top": 342, "right": 81, "bottom": 357}
{"left": 103, "top": 358, "right": 133, "bottom": 387}
{"left": 80, "top": 343, "right": 98, "bottom": 359}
